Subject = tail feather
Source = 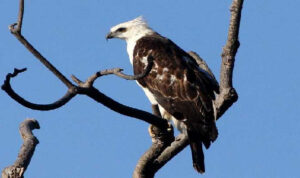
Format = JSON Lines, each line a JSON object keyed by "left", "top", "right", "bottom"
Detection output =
{"left": 200, "top": 122, "right": 218, "bottom": 149}
{"left": 188, "top": 131, "right": 205, "bottom": 174}
{"left": 210, "top": 122, "right": 218, "bottom": 141}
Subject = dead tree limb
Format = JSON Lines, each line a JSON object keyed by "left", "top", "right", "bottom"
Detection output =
{"left": 2, "top": 0, "right": 243, "bottom": 177}
{"left": 2, "top": 119, "right": 40, "bottom": 178}
{"left": 215, "top": 0, "right": 242, "bottom": 118}
{"left": 3, "top": 0, "right": 164, "bottom": 128}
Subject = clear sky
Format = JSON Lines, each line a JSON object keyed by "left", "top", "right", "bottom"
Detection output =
{"left": 1, "top": 0, "right": 299, "bottom": 178}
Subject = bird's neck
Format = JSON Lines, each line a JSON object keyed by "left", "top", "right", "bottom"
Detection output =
{"left": 126, "top": 30, "right": 154, "bottom": 65}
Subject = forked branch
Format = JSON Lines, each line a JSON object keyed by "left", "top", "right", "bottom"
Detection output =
{"left": 3, "top": 0, "right": 162, "bottom": 127}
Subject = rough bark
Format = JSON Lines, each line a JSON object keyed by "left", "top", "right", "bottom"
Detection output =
{"left": 2, "top": 119, "right": 40, "bottom": 178}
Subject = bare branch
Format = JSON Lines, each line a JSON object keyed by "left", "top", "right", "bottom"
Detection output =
{"left": 8, "top": 0, "right": 74, "bottom": 89}
{"left": 154, "top": 134, "right": 189, "bottom": 170}
{"left": 78, "top": 87, "right": 169, "bottom": 129}
{"left": 4, "top": 0, "right": 168, "bottom": 130}
{"left": 220, "top": 0, "right": 243, "bottom": 89}
{"left": 72, "top": 56, "right": 153, "bottom": 88}
{"left": 1, "top": 68, "right": 76, "bottom": 111}
{"left": 8, "top": 0, "right": 23, "bottom": 34}
{"left": 106, "top": 56, "right": 153, "bottom": 81}
{"left": 214, "top": 0, "right": 243, "bottom": 118}
{"left": 133, "top": 105, "right": 175, "bottom": 178}
{"left": 133, "top": 132, "right": 189, "bottom": 178}
{"left": 2, "top": 119, "right": 40, "bottom": 178}
{"left": 1, "top": 68, "right": 168, "bottom": 128}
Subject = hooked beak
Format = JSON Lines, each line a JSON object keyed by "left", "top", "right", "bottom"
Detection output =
{"left": 105, "top": 32, "right": 114, "bottom": 40}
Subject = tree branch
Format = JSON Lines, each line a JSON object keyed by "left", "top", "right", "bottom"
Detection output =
{"left": 9, "top": 0, "right": 74, "bottom": 89}
{"left": 153, "top": 134, "right": 189, "bottom": 170}
{"left": 133, "top": 105, "right": 175, "bottom": 178}
{"left": 3, "top": 0, "right": 167, "bottom": 129}
{"left": 77, "top": 87, "right": 169, "bottom": 128}
{"left": 71, "top": 56, "right": 153, "bottom": 88}
{"left": 1, "top": 68, "right": 77, "bottom": 111}
{"left": 215, "top": 0, "right": 243, "bottom": 118}
{"left": 2, "top": 119, "right": 40, "bottom": 178}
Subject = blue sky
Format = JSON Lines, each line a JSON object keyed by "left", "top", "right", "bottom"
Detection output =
{"left": 1, "top": 0, "right": 299, "bottom": 178}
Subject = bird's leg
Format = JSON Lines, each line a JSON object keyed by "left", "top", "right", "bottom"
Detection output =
{"left": 133, "top": 105, "right": 174, "bottom": 177}
{"left": 148, "top": 104, "right": 174, "bottom": 144}
{"left": 151, "top": 104, "right": 161, "bottom": 116}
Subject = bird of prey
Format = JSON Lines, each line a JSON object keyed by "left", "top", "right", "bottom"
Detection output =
{"left": 106, "top": 16, "right": 219, "bottom": 173}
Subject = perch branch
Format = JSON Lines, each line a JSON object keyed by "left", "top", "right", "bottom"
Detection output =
{"left": 133, "top": 133, "right": 189, "bottom": 178}
{"left": 2, "top": 119, "right": 40, "bottom": 178}
{"left": 154, "top": 134, "right": 189, "bottom": 170}
{"left": 71, "top": 56, "right": 153, "bottom": 87}
{"left": 133, "top": 105, "right": 175, "bottom": 178}
{"left": 77, "top": 87, "right": 169, "bottom": 128}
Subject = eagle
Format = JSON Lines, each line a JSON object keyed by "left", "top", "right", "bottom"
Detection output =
{"left": 106, "top": 16, "right": 219, "bottom": 173}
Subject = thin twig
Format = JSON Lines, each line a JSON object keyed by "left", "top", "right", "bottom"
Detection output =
{"left": 16, "top": 0, "right": 24, "bottom": 32}
{"left": 2, "top": 119, "right": 40, "bottom": 178}
{"left": 72, "top": 56, "right": 153, "bottom": 88}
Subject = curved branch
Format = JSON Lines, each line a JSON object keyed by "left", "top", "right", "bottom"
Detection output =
{"left": 2, "top": 119, "right": 40, "bottom": 178}
{"left": 72, "top": 56, "right": 153, "bottom": 88}
{"left": 1, "top": 68, "right": 76, "bottom": 111}
{"left": 115, "top": 56, "right": 153, "bottom": 80}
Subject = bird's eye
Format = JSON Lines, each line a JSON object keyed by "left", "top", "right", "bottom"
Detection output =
{"left": 117, "top": 27, "right": 127, "bottom": 32}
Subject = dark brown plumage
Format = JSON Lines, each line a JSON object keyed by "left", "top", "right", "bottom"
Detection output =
{"left": 133, "top": 34, "right": 219, "bottom": 173}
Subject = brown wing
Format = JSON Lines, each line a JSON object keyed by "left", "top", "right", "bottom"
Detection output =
{"left": 133, "top": 35, "right": 218, "bottom": 140}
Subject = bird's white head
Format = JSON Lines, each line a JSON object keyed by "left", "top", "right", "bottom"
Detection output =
{"left": 106, "top": 16, "right": 154, "bottom": 42}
